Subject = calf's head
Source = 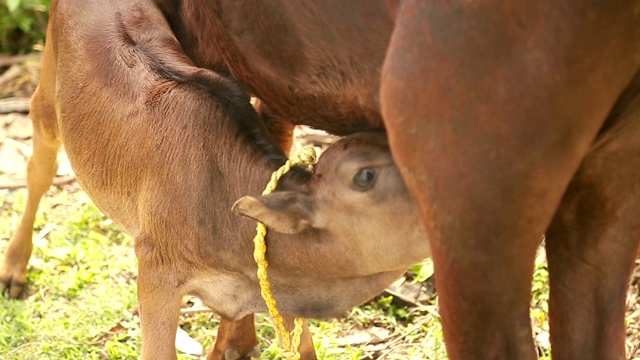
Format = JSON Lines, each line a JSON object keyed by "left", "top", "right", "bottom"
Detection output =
{"left": 233, "top": 131, "right": 430, "bottom": 279}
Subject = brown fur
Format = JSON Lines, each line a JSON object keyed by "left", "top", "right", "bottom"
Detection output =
{"left": 1, "top": 0, "right": 639, "bottom": 359}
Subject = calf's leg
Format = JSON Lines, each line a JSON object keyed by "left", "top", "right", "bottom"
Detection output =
{"left": 281, "top": 316, "right": 316, "bottom": 360}
{"left": 208, "top": 315, "right": 260, "bottom": 360}
{"left": 135, "top": 237, "right": 185, "bottom": 360}
{"left": 1, "top": 85, "right": 60, "bottom": 299}
{"left": 208, "top": 314, "right": 315, "bottom": 360}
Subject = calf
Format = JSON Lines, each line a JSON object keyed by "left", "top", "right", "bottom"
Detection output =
{"left": 0, "top": 2, "right": 429, "bottom": 359}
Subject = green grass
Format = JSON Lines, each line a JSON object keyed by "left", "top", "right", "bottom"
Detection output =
{"left": 0, "top": 0, "right": 50, "bottom": 54}
{"left": 1, "top": 185, "right": 551, "bottom": 359}
{"left": 0, "top": 188, "right": 139, "bottom": 360}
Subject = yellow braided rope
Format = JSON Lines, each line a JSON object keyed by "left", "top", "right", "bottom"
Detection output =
{"left": 253, "top": 147, "right": 318, "bottom": 360}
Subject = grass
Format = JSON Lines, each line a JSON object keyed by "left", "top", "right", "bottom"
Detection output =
{"left": 0, "top": 187, "right": 139, "bottom": 360}
{"left": 0, "top": 183, "right": 553, "bottom": 359}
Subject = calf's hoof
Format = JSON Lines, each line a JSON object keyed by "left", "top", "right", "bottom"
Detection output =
{"left": 208, "top": 345, "right": 260, "bottom": 360}
{"left": 0, "top": 264, "right": 27, "bottom": 299}
{"left": 223, "top": 345, "right": 260, "bottom": 360}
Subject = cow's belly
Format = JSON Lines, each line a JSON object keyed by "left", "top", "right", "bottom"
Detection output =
{"left": 210, "top": 1, "right": 394, "bottom": 135}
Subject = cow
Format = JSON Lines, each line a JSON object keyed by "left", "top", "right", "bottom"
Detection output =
{"left": 2, "top": 0, "right": 639, "bottom": 359}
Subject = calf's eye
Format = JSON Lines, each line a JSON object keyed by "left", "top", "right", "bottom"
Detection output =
{"left": 353, "top": 168, "right": 377, "bottom": 190}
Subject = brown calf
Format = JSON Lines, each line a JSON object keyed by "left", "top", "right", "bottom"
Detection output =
{"left": 0, "top": 2, "right": 429, "bottom": 359}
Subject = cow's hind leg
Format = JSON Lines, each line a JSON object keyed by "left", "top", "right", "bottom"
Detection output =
{"left": 1, "top": 84, "right": 60, "bottom": 299}
{"left": 546, "top": 76, "right": 640, "bottom": 360}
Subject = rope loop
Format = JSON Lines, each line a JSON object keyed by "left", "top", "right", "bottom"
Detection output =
{"left": 252, "top": 147, "right": 318, "bottom": 359}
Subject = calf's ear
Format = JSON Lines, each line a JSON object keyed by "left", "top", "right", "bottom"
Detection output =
{"left": 232, "top": 192, "right": 314, "bottom": 234}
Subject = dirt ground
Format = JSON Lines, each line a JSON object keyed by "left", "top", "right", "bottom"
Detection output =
{"left": 2, "top": 55, "right": 640, "bottom": 359}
